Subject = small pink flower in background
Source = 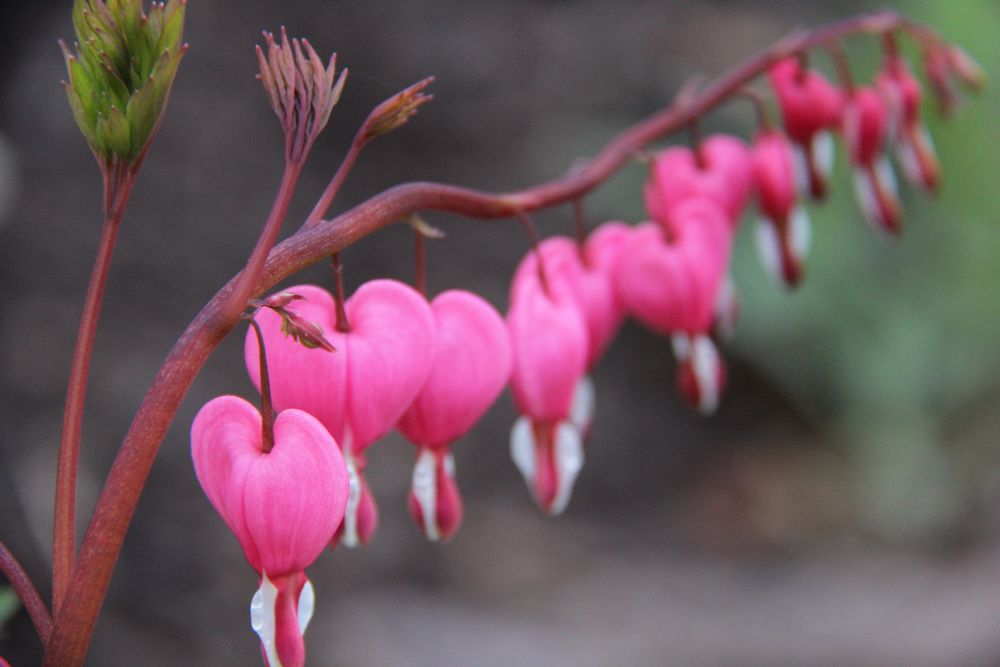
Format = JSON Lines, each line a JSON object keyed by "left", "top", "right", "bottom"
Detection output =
{"left": 397, "top": 290, "right": 511, "bottom": 541}
{"left": 191, "top": 396, "right": 349, "bottom": 667}
{"left": 842, "top": 87, "right": 903, "bottom": 236}
{"left": 752, "top": 128, "right": 811, "bottom": 287}
{"left": 507, "top": 272, "right": 589, "bottom": 515}
{"left": 769, "top": 57, "right": 844, "bottom": 200}
{"left": 615, "top": 199, "right": 732, "bottom": 414}
{"left": 246, "top": 280, "right": 435, "bottom": 547}
{"left": 877, "top": 56, "right": 940, "bottom": 193}
{"left": 644, "top": 134, "right": 753, "bottom": 228}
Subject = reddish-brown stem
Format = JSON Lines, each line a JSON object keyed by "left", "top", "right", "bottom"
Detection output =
{"left": 689, "top": 118, "right": 707, "bottom": 168}
{"left": 331, "top": 252, "right": 350, "bottom": 332}
{"left": 42, "top": 11, "right": 915, "bottom": 666}
{"left": 738, "top": 87, "right": 773, "bottom": 132}
{"left": 249, "top": 319, "right": 275, "bottom": 453}
{"left": 1, "top": 540, "right": 53, "bottom": 648}
{"left": 828, "top": 41, "right": 856, "bottom": 96}
{"left": 516, "top": 210, "right": 550, "bottom": 296}
{"left": 304, "top": 137, "right": 365, "bottom": 229}
{"left": 413, "top": 226, "right": 427, "bottom": 296}
{"left": 572, "top": 198, "right": 588, "bottom": 264}
{"left": 52, "top": 163, "right": 136, "bottom": 611}
{"left": 45, "top": 156, "right": 300, "bottom": 665}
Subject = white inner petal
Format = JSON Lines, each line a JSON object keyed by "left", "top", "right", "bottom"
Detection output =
{"left": 551, "top": 421, "right": 585, "bottom": 516}
{"left": 852, "top": 167, "right": 880, "bottom": 232}
{"left": 671, "top": 333, "right": 690, "bottom": 361}
{"left": 251, "top": 572, "right": 282, "bottom": 667}
{"left": 875, "top": 155, "right": 899, "bottom": 202}
{"left": 812, "top": 131, "right": 835, "bottom": 180}
{"left": 297, "top": 579, "right": 315, "bottom": 635}
{"left": 691, "top": 335, "right": 721, "bottom": 416}
{"left": 510, "top": 416, "right": 536, "bottom": 494}
{"left": 341, "top": 447, "right": 362, "bottom": 549}
{"left": 754, "top": 217, "right": 782, "bottom": 284}
{"left": 412, "top": 448, "right": 440, "bottom": 542}
{"left": 789, "top": 206, "right": 812, "bottom": 262}
{"left": 713, "top": 274, "right": 738, "bottom": 341}
{"left": 790, "top": 143, "right": 809, "bottom": 196}
{"left": 569, "top": 375, "right": 596, "bottom": 435}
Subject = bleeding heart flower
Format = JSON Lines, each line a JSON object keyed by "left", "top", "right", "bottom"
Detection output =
{"left": 752, "top": 129, "right": 811, "bottom": 287}
{"left": 191, "top": 395, "right": 349, "bottom": 667}
{"left": 769, "top": 57, "right": 845, "bottom": 200}
{"left": 397, "top": 289, "right": 512, "bottom": 541}
{"left": 644, "top": 134, "right": 753, "bottom": 229}
{"left": 877, "top": 55, "right": 940, "bottom": 193}
{"left": 842, "top": 87, "right": 903, "bottom": 236}
{"left": 507, "top": 271, "right": 589, "bottom": 515}
{"left": 615, "top": 199, "right": 731, "bottom": 414}
{"left": 245, "top": 279, "right": 435, "bottom": 547}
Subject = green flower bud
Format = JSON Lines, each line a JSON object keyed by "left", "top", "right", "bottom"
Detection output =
{"left": 61, "top": 0, "right": 186, "bottom": 166}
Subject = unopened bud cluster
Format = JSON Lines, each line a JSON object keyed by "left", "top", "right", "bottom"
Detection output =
{"left": 61, "top": 0, "right": 186, "bottom": 166}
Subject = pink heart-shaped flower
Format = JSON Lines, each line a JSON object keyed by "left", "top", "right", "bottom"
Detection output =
{"left": 644, "top": 134, "right": 753, "bottom": 228}
{"left": 615, "top": 202, "right": 731, "bottom": 336}
{"left": 510, "top": 230, "right": 626, "bottom": 370}
{"left": 398, "top": 289, "right": 511, "bottom": 448}
{"left": 245, "top": 279, "right": 435, "bottom": 455}
{"left": 190, "top": 395, "right": 348, "bottom": 576}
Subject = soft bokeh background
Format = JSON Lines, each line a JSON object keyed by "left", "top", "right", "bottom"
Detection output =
{"left": 1, "top": 1, "right": 999, "bottom": 665}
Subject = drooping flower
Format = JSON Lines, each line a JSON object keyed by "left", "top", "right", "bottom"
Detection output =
{"left": 507, "top": 270, "right": 589, "bottom": 515}
{"left": 842, "top": 86, "right": 902, "bottom": 236}
{"left": 877, "top": 55, "right": 940, "bottom": 193}
{"left": 245, "top": 280, "right": 435, "bottom": 547}
{"left": 615, "top": 198, "right": 732, "bottom": 414}
{"left": 397, "top": 290, "right": 512, "bottom": 541}
{"left": 644, "top": 134, "right": 754, "bottom": 228}
{"left": 752, "top": 128, "right": 811, "bottom": 287}
{"left": 509, "top": 222, "right": 632, "bottom": 436}
{"left": 191, "top": 396, "right": 349, "bottom": 667}
{"left": 769, "top": 57, "right": 845, "bottom": 200}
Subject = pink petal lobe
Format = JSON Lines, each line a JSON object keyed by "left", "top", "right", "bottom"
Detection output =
{"left": 343, "top": 279, "right": 435, "bottom": 452}
{"left": 398, "top": 290, "right": 511, "bottom": 448}
{"left": 507, "top": 279, "right": 588, "bottom": 422}
{"left": 242, "top": 409, "right": 348, "bottom": 577}
{"left": 191, "top": 395, "right": 265, "bottom": 569}
{"left": 245, "top": 285, "right": 348, "bottom": 442}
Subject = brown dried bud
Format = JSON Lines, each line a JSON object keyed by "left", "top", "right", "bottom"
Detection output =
{"left": 256, "top": 28, "right": 348, "bottom": 163}
{"left": 248, "top": 292, "right": 335, "bottom": 352}
{"left": 360, "top": 77, "right": 434, "bottom": 143}
{"left": 947, "top": 45, "right": 986, "bottom": 92}
{"left": 279, "top": 310, "right": 336, "bottom": 352}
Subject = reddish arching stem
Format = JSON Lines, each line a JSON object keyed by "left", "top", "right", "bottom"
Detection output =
{"left": 1, "top": 539, "right": 53, "bottom": 648}
{"left": 52, "top": 159, "right": 136, "bottom": 611}
{"left": 43, "top": 11, "right": 916, "bottom": 666}
{"left": 248, "top": 319, "right": 275, "bottom": 453}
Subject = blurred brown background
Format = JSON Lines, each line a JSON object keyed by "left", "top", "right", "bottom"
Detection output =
{"left": 2, "top": 1, "right": 999, "bottom": 665}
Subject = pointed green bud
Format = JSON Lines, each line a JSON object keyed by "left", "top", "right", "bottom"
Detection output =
{"left": 61, "top": 0, "right": 187, "bottom": 167}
